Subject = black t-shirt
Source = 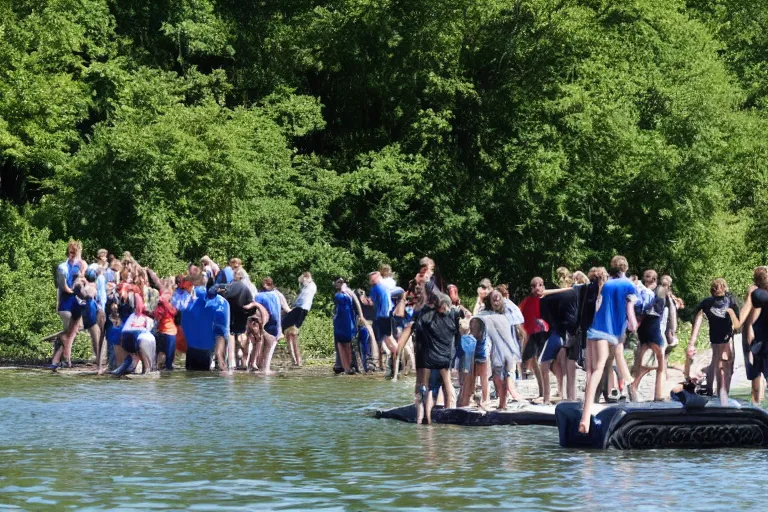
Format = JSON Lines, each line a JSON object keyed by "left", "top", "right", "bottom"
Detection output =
{"left": 695, "top": 294, "right": 740, "bottom": 344}
{"left": 226, "top": 281, "right": 255, "bottom": 332}
{"left": 418, "top": 308, "right": 461, "bottom": 369}
{"left": 579, "top": 282, "right": 600, "bottom": 333}
{"left": 751, "top": 289, "right": 768, "bottom": 342}
{"left": 540, "top": 289, "right": 579, "bottom": 337}
{"left": 637, "top": 288, "right": 666, "bottom": 341}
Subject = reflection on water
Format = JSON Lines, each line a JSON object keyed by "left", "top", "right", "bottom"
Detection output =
{"left": 0, "top": 371, "right": 767, "bottom": 510}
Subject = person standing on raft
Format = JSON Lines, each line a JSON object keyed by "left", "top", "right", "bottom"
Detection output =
{"left": 743, "top": 267, "right": 768, "bottom": 404}
{"left": 686, "top": 278, "right": 741, "bottom": 399}
{"left": 478, "top": 289, "right": 525, "bottom": 408}
{"left": 519, "top": 277, "right": 548, "bottom": 397}
{"left": 580, "top": 256, "right": 639, "bottom": 434}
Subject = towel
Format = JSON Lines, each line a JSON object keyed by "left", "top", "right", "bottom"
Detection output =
{"left": 479, "top": 312, "right": 521, "bottom": 366}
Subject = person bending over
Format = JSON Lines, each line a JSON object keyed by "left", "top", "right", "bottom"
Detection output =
{"left": 223, "top": 269, "right": 259, "bottom": 369}
{"left": 479, "top": 290, "right": 525, "bottom": 408}
{"left": 246, "top": 309, "right": 277, "bottom": 375}
{"left": 255, "top": 277, "right": 291, "bottom": 341}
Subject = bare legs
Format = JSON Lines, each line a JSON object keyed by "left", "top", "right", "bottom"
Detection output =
{"left": 493, "top": 373, "right": 508, "bottom": 410}
{"left": 580, "top": 339, "right": 610, "bottom": 434}
{"left": 630, "top": 343, "right": 666, "bottom": 400}
{"left": 439, "top": 368, "right": 455, "bottom": 409}
{"left": 51, "top": 314, "right": 79, "bottom": 367}
{"left": 566, "top": 359, "right": 577, "bottom": 400}
{"left": 540, "top": 361, "right": 553, "bottom": 404}
{"left": 286, "top": 328, "right": 302, "bottom": 367}
{"left": 415, "top": 368, "right": 429, "bottom": 425}
{"left": 337, "top": 341, "right": 353, "bottom": 373}
{"left": 214, "top": 336, "right": 231, "bottom": 374}
{"left": 474, "top": 362, "right": 489, "bottom": 404}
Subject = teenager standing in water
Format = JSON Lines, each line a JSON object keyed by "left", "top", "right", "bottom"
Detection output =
{"left": 283, "top": 272, "right": 317, "bottom": 367}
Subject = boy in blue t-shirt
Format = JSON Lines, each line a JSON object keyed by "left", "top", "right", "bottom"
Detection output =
{"left": 580, "top": 256, "right": 638, "bottom": 435}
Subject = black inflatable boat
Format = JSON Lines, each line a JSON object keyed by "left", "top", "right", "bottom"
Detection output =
{"left": 556, "top": 397, "right": 768, "bottom": 449}
{"left": 375, "top": 403, "right": 557, "bottom": 426}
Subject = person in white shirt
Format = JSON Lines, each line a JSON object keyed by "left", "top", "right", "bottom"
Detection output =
{"left": 282, "top": 272, "right": 317, "bottom": 366}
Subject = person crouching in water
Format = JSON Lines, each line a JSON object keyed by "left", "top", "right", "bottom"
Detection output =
{"left": 246, "top": 308, "right": 277, "bottom": 375}
{"left": 282, "top": 272, "right": 318, "bottom": 367}
{"left": 113, "top": 295, "right": 156, "bottom": 375}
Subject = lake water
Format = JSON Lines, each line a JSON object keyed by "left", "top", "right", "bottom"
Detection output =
{"left": 1, "top": 370, "right": 766, "bottom": 510}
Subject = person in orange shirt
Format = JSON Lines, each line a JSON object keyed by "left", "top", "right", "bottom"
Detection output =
{"left": 151, "top": 287, "right": 178, "bottom": 370}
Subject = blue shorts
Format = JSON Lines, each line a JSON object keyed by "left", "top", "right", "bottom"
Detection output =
{"left": 540, "top": 332, "right": 564, "bottom": 363}
{"left": 586, "top": 327, "right": 620, "bottom": 346}
{"left": 474, "top": 338, "right": 490, "bottom": 363}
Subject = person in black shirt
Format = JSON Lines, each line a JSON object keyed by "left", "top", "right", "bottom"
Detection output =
{"left": 687, "top": 278, "right": 741, "bottom": 399}
{"left": 630, "top": 270, "right": 668, "bottom": 401}
{"left": 744, "top": 267, "right": 768, "bottom": 403}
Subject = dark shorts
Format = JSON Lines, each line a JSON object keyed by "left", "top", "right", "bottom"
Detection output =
{"left": 231, "top": 313, "right": 248, "bottom": 335}
{"left": 186, "top": 346, "right": 212, "bottom": 371}
{"left": 566, "top": 333, "right": 580, "bottom": 361}
{"left": 374, "top": 316, "right": 393, "bottom": 339}
{"left": 540, "top": 332, "right": 564, "bottom": 363}
{"left": 414, "top": 339, "right": 425, "bottom": 370}
{"left": 638, "top": 325, "right": 665, "bottom": 347}
{"left": 744, "top": 337, "right": 768, "bottom": 380}
{"left": 523, "top": 331, "right": 547, "bottom": 361}
{"left": 264, "top": 320, "right": 279, "bottom": 338}
{"left": 282, "top": 308, "right": 308, "bottom": 330}
{"left": 334, "top": 334, "right": 353, "bottom": 345}
{"left": 429, "top": 370, "right": 443, "bottom": 398}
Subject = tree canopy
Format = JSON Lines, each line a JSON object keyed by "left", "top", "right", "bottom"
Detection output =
{"left": 2, "top": 0, "right": 768, "bottom": 353}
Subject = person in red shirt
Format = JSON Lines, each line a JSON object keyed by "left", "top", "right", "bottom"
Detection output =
{"left": 151, "top": 287, "right": 178, "bottom": 370}
{"left": 518, "top": 277, "right": 548, "bottom": 398}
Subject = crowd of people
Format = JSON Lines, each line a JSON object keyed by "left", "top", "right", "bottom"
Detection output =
{"left": 51, "top": 241, "right": 316, "bottom": 376}
{"left": 330, "top": 256, "right": 768, "bottom": 428}
{"left": 52, "top": 242, "right": 768, "bottom": 429}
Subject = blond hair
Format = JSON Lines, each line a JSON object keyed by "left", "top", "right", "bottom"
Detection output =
{"left": 610, "top": 255, "right": 629, "bottom": 274}
{"left": 572, "top": 271, "right": 589, "bottom": 285}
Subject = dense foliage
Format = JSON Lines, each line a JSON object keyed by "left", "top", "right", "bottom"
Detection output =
{"left": 2, "top": 0, "right": 768, "bottom": 357}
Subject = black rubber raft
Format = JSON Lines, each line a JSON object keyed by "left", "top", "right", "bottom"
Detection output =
{"left": 375, "top": 404, "right": 557, "bottom": 426}
{"left": 556, "top": 398, "right": 768, "bottom": 449}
